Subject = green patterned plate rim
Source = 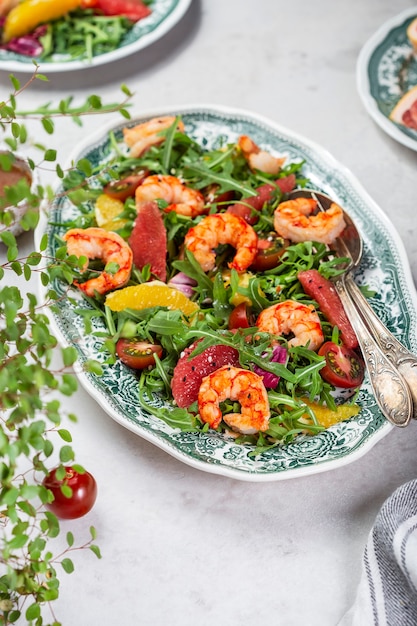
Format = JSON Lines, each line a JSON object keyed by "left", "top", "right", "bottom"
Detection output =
{"left": 357, "top": 7, "right": 417, "bottom": 151}
{"left": 35, "top": 105, "right": 417, "bottom": 482}
{"left": 0, "top": 0, "right": 192, "bottom": 73}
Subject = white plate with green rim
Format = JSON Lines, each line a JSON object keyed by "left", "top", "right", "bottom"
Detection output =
{"left": 35, "top": 105, "right": 417, "bottom": 481}
{"left": 0, "top": 0, "right": 192, "bottom": 73}
{"left": 357, "top": 7, "right": 417, "bottom": 151}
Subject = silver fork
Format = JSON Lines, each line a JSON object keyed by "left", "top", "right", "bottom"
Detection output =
{"left": 332, "top": 234, "right": 417, "bottom": 420}
{"left": 287, "top": 189, "right": 414, "bottom": 427}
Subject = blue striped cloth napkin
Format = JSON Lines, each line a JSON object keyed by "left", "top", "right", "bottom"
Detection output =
{"left": 339, "top": 478, "right": 417, "bottom": 626}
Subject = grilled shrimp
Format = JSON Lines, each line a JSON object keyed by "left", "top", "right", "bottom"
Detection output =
{"left": 198, "top": 365, "right": 270, "bottom": 434}
{"left": 238, "top": 135, "right": 286, "bottom": 175}
{"left": 63, "top": 227, "right": 133, "bottom": 297}
{"left": 184, "top": 213, "right": 258, "bottom": 272}
{"left": 123, "top": 116, "right": 185, "bottom": 158}
{"left": 135, "top": 174, "right": 206, "bottom": 218}
{"left": 256, "top": 300, "right": 324, "bottom": 351}
{"left": 274, "top": 197, "right": 346, "bottom": 244}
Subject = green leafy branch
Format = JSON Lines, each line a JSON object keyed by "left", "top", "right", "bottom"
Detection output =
{"left": 0, "top": 68, "right": 132, "bottom": 625}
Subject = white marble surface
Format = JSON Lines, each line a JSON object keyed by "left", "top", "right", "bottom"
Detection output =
{"left": 1, "top": 1, "right": 417, "bottom": 624}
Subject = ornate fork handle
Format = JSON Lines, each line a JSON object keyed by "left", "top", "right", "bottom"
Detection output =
{"left": 345, "top": 274, "right": 417, "bottom": 419}
{"left": 334, "top": 277, "right": 412, "bottom": 427}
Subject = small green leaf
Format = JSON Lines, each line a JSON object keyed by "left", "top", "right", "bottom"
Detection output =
{"left": 90, "top": 544, "right": 102, "bottom": 559}
{"left": 44, "top": 149, "right": 57, "bottom": 161}
{"left": 57, "top": 429, "right": 72, "bottom": 443}
{"left": 66, "top": 531, "right": 74, "bottom": 547}
{"left": 8, "top": 534, "right": 29, "bottom": 550}
{"left": 121, "top": 84, "right": 133, "bottom": 96}
{"left": 76, "top": 158, "right": 93, "bottom": 176}
{"left": 10, "top": 75, "right": 20, "bottom": 91}
{"left": 60, "top": 484, "right": 72, "bottom": 498}
{"left": 61, "top": 558, "right": 74, "bottom": 574}
{"left": 87, "top": 95, "right": 102, "bottom": 109}
{"left": 41, "top": 117, "right": 54, "bottom": 134}
{"left": 25, "top": 603, "right": 41, "bottom": 621}
{"left": 59, "top": 445, "right": 75, "bottom": 463}
{"left": 11, "top": 122, "right": 20, "bottom": 138}
{"left": 84, "top": 359, "right": 103, "bottom": 375}
{"left": 62, "top": 346, "right": 78, "bottom": 367}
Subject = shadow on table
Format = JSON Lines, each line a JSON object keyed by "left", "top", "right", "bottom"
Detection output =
{"left": 0, "top": 0, "right": 202, "bottom": 91}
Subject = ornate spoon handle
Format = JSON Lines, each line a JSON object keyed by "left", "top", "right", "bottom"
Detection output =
{"left": 346, "top": 275, "right": 417, "bottom": 419}
{"left": 334, "top": 278, "right": 412, "bottom": 427}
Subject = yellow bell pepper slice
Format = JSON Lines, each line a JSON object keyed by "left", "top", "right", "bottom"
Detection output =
{"left": 3, "top": 0, "right": 82, "bottom": 42}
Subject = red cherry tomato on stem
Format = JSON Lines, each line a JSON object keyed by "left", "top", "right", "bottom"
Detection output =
{"left": 116, "top": 339, "right": 163, "bottom": 370}
{"left": 318, "top": 341, "right": 365, "bottom": 388}
{"left": 43, "top": 466, "right": 97, "bottom": 520}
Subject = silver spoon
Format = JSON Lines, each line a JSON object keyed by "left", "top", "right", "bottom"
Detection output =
{"left": 286, "top": 188, "right": 413, "bottom": 427}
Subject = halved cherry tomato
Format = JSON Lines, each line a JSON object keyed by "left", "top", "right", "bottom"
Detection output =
{"left": 228, "top": 302, "right": 254, "bottom": 330}
{"left": 116, "top": 339, "right": 163, "bottom": 370}
{"left": 251, "top": 234, "right": 288, "bottom": 272}
{"left": 203, "top": 184, "right": 235, "bottom": 207}
{"left": 318, "top": 341, "right": 365, "bottom": 388}
{"left": 103, "top": 171, "right": 148, "bottom": 202}
{"left": 43, "top": 466, "right": 97, "bottom": 520}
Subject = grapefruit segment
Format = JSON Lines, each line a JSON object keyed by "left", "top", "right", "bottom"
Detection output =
{"left": 389, "top": 85, "right": 417, "bottom": 131}
{"left": 171, "top": 343, "right": 240, "bottom": 407}
{"left": 128, "top": 201, "right": 167, "bottom": 281}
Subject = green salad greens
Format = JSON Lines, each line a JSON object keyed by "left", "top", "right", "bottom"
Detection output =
{"left": 55, "top": 116, "right": 361, "bottom": 455}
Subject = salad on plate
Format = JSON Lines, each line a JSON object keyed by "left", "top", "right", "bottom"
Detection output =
{"left": 0, "top": 0, "right": 171, "bottom": 65}
{"left": 48, "top": 114, "right": 367, "bottom": 456}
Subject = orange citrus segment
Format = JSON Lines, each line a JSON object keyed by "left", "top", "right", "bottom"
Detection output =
{"left": 105, "top": 282, "right": 199, "bottom": 316}
{"left": 302, "top": 397, "right": 360, "bottom": 429}
{"left": 95, "top": 193, "right": 127, "bottom": 231}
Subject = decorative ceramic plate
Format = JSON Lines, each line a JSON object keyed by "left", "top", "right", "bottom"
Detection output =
{"left": 0, "top": 0, "right": 192, "bottom": 73}
{"left": 35, "top": 105, "right": 417, "bottom": 481}
{"left": 357, "top": 7, "right": 417, "bottom": 151}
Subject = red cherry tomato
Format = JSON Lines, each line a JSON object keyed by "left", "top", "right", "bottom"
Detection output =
{"left": 251, "top": 235, "right": 288, "bottom": 272}
{"left": 116, "top": 339, "right": 163, "bottom": 369}
{"left": 203, "top": 184, "right": 235, "bottom": 207}
{"left": 103, "top": 171, "right": 148, "bottom": 202}
{"left": 318, "top": 341, "right": 365, "bottom": 388}
{"left": 228, "top": 303, "right": 254, "bottom": 330}
{"left": 83, "top": 0, "right": 151, "bottom": 20}
{"left": 43, "top": 467, "right": 97, "bottom": 520}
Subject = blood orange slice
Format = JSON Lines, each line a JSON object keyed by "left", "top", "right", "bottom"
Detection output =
{"left": 389, "top": 85, "right": 417, "bottom": 131}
